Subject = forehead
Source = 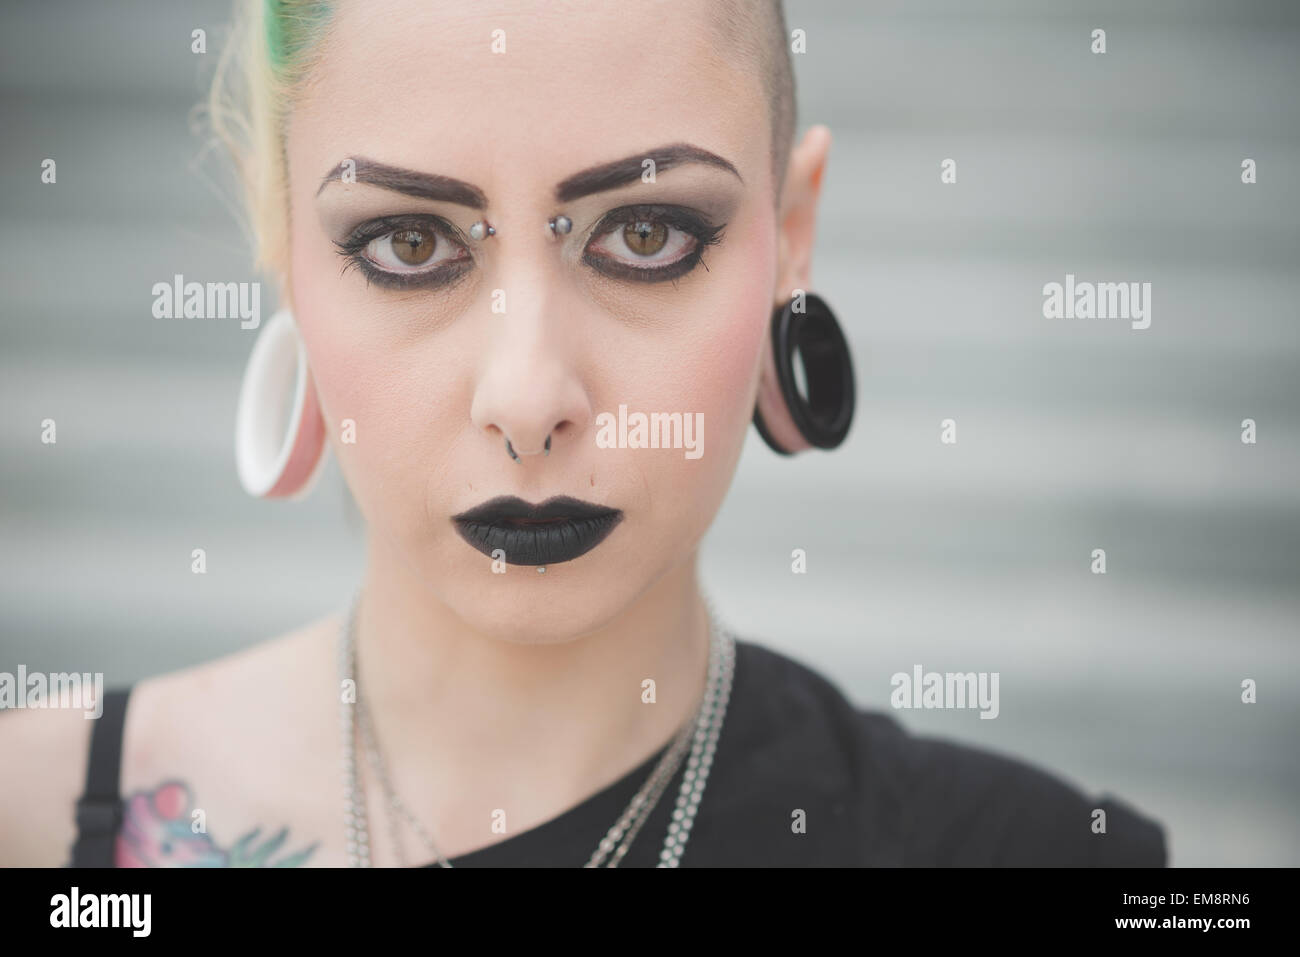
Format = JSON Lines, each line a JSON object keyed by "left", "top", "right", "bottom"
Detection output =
{"left": 291, "top": 0, "right": 767, "bottom": 194}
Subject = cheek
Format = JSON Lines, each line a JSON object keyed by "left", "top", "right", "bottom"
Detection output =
{"left": 288, "top": 229, "right": 431, "bottom": 509}
{"left": 290, "top": 256, "right": 378, "bottom": 429}
{"left": 680, "top": 235, "right": 773, "bottom": 443}
{"left": 624, "top": 230, "right": 773, "bottom": 524}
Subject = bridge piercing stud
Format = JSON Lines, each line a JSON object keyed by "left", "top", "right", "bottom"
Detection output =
{"left": 547, "top": 215, "right": 572, "bottom": 237}
{"left": 469, "top": 221, "right": 495, "bottom": 240}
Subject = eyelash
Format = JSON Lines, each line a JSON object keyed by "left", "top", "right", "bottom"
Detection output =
{"left": 333, "top": 213, "right": 474, "bottom": 291}
{"left": 584, "top": 204, "right": 726, "bottom": 284}
{"left": 333, "top": 205, "right": 726, "bottom": 291}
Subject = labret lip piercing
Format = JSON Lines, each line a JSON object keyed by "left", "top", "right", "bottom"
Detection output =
{"left": 505, "top": 434, "right": 552, "bottom": 463}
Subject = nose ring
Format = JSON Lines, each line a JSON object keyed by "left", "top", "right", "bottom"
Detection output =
{"left": 505, "top": 434, "right": 552, "bottom": 463}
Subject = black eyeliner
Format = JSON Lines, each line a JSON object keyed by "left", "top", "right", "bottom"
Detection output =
{"left": 333, "top": 212, "right": 473, "bottom": 291}
{"left": 334, "top": 204, "right": 727, "bottom": 291}
{"left": 582, "top": 204, "right": 726, "bottom": 284}
{"left": 337, "top": 211, "right": 470, "bottom": 251}
{"left": 339, "top": 255, "right": 474, "bottom": 291}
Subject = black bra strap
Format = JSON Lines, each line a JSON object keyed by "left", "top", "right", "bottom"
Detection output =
{"left": 69, "top": 686, "right": 131, "bottom": 867}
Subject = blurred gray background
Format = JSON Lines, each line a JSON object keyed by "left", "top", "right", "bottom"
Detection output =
{"left": 1, "top": 0, "right": 1296, "bottom": 866}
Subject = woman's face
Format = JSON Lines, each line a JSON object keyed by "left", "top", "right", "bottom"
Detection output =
{"left": 286, "top": 0, "right": 779, "bottom": 643}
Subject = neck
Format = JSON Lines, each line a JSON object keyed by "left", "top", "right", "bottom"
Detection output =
{"left": 348, "top": 530, "right": 712, "bottom": 855}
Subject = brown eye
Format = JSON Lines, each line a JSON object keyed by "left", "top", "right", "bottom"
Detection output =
{"left": 391, "top": 228, "right": 437, "bottom": 265}
{"left": 623, "top": 220, "right": 667, "bottom": 256}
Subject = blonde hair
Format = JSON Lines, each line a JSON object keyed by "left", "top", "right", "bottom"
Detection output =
{"left": 205, "top": 1, "right": 793, "bottom": 299}
{"left": 208, "top": 1, "right": 336, "bottom": 294}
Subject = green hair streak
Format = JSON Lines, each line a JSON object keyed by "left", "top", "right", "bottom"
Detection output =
{"left": 264, "top": 0, "right": 332, "bottom": 74}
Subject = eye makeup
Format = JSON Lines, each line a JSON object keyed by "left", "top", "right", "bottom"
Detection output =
{"left": 581, "top": 204, "right": 727, "bottom": 284}
{"left": 332, "top": 212, "right": 474, "bottom": 291}
{"left": 330, "top": 203, "right": 729, "bottom": 291}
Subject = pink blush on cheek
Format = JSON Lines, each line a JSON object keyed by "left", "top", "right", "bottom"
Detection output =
{"left": 695, "top": 260, "right": 773, "bottom": 411}
{"left": 653, "top": 295, "right": 767, "bottom": 466}
{"left": 287, "top": 262, "right": 383, "bottom": 427}
{"left": 286, "top": 206, "right": 369, "bottom": 422}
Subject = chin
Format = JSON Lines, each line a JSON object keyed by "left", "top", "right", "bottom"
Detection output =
{"left": 433, "top": 549, "right": 652, "bottom": 646}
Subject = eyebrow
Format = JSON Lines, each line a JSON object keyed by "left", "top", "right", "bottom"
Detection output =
{"left": 316, "top": 143, "right": 741, "bottom": 207}
{"left": 553, "top": 143, "right": 742, "bottom": 202}
{"left": 315, "top": 158, "right": 487, "bottom": 208}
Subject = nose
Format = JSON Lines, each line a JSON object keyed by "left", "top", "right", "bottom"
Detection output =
{"left": 468, "top": 276, "right": 592, "bottom": 465}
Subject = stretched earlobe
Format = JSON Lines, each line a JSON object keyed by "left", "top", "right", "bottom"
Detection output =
{"left": 235, "top": 308, "right": 329, "bottom": 499}
{"left": 753, "top": 331, "right": 809, "bottom": 456}
{"left": 752, "top": 293, "right": 855, "bottom": 455}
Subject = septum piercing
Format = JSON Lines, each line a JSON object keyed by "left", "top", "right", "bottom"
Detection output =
{"left": 469, "top": 220, "right": 495, "bottom": 240}
{"left": 505, "top": 434, "right": 552, "bottom": 463}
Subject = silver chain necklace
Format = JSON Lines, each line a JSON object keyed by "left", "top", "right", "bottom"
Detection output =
{"left": 338, "top": 592, "right": 736, "bottom": 868}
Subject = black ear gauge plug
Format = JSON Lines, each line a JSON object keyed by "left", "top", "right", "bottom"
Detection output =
{"left": 752, "top": 292, "right": 856, "bottom": 454}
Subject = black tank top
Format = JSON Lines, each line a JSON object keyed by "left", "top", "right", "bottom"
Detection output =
{"left": 69, "top": 687, "right": 131, "bottom": 867}
{"left": 67, "top": 641, "right": 1168, "bottom": 867}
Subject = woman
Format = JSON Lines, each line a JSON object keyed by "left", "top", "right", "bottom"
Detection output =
{"left": 2, "top": 0, "right": 1165, "bottom": 867}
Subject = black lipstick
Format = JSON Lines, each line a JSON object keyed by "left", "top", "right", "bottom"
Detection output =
{"left": 451, "top": 495, "right": 624, "bottom": 566}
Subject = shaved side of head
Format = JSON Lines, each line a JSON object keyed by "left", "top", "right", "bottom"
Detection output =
{"left": 710, "top": 0, "right": 797, "bottom": 205}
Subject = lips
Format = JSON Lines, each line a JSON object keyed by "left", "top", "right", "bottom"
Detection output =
{"left": 451, "top": 495, "right": 624, "bottom": 566}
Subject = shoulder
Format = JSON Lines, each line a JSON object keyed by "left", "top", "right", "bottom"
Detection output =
{"left": 114, "top": 614, "right": 340, "bottom": 864}
{"left": 865, "top": 716, "right": 1168, "bottom": 866}
{"left": 0, "top": 688, "right": 95, "bottom": 865}
{"left": 724, "top": 639, "right": 1168, "bottom": 866}
{"left": 126, "top": 612, "right": 338, "bottom": 759}
{"left": 0, "top": 614, "right": 340, "bottom": 867}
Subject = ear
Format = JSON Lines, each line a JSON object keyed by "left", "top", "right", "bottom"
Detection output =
{"left": 775, "top": 124, "right": 832, "bottom": 300}
{"left": 755, "top": 125, "right": 833, "bottom": 455}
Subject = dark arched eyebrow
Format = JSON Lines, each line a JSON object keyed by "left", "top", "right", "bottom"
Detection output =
{"left": 316, "top": 142, "right": 741, "bottom": 206}
{"left": 315, "top": 157, "right": 488, "bottom": 208}
{"left": 553, "top": 143, "right": 742, "bottom": 202}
